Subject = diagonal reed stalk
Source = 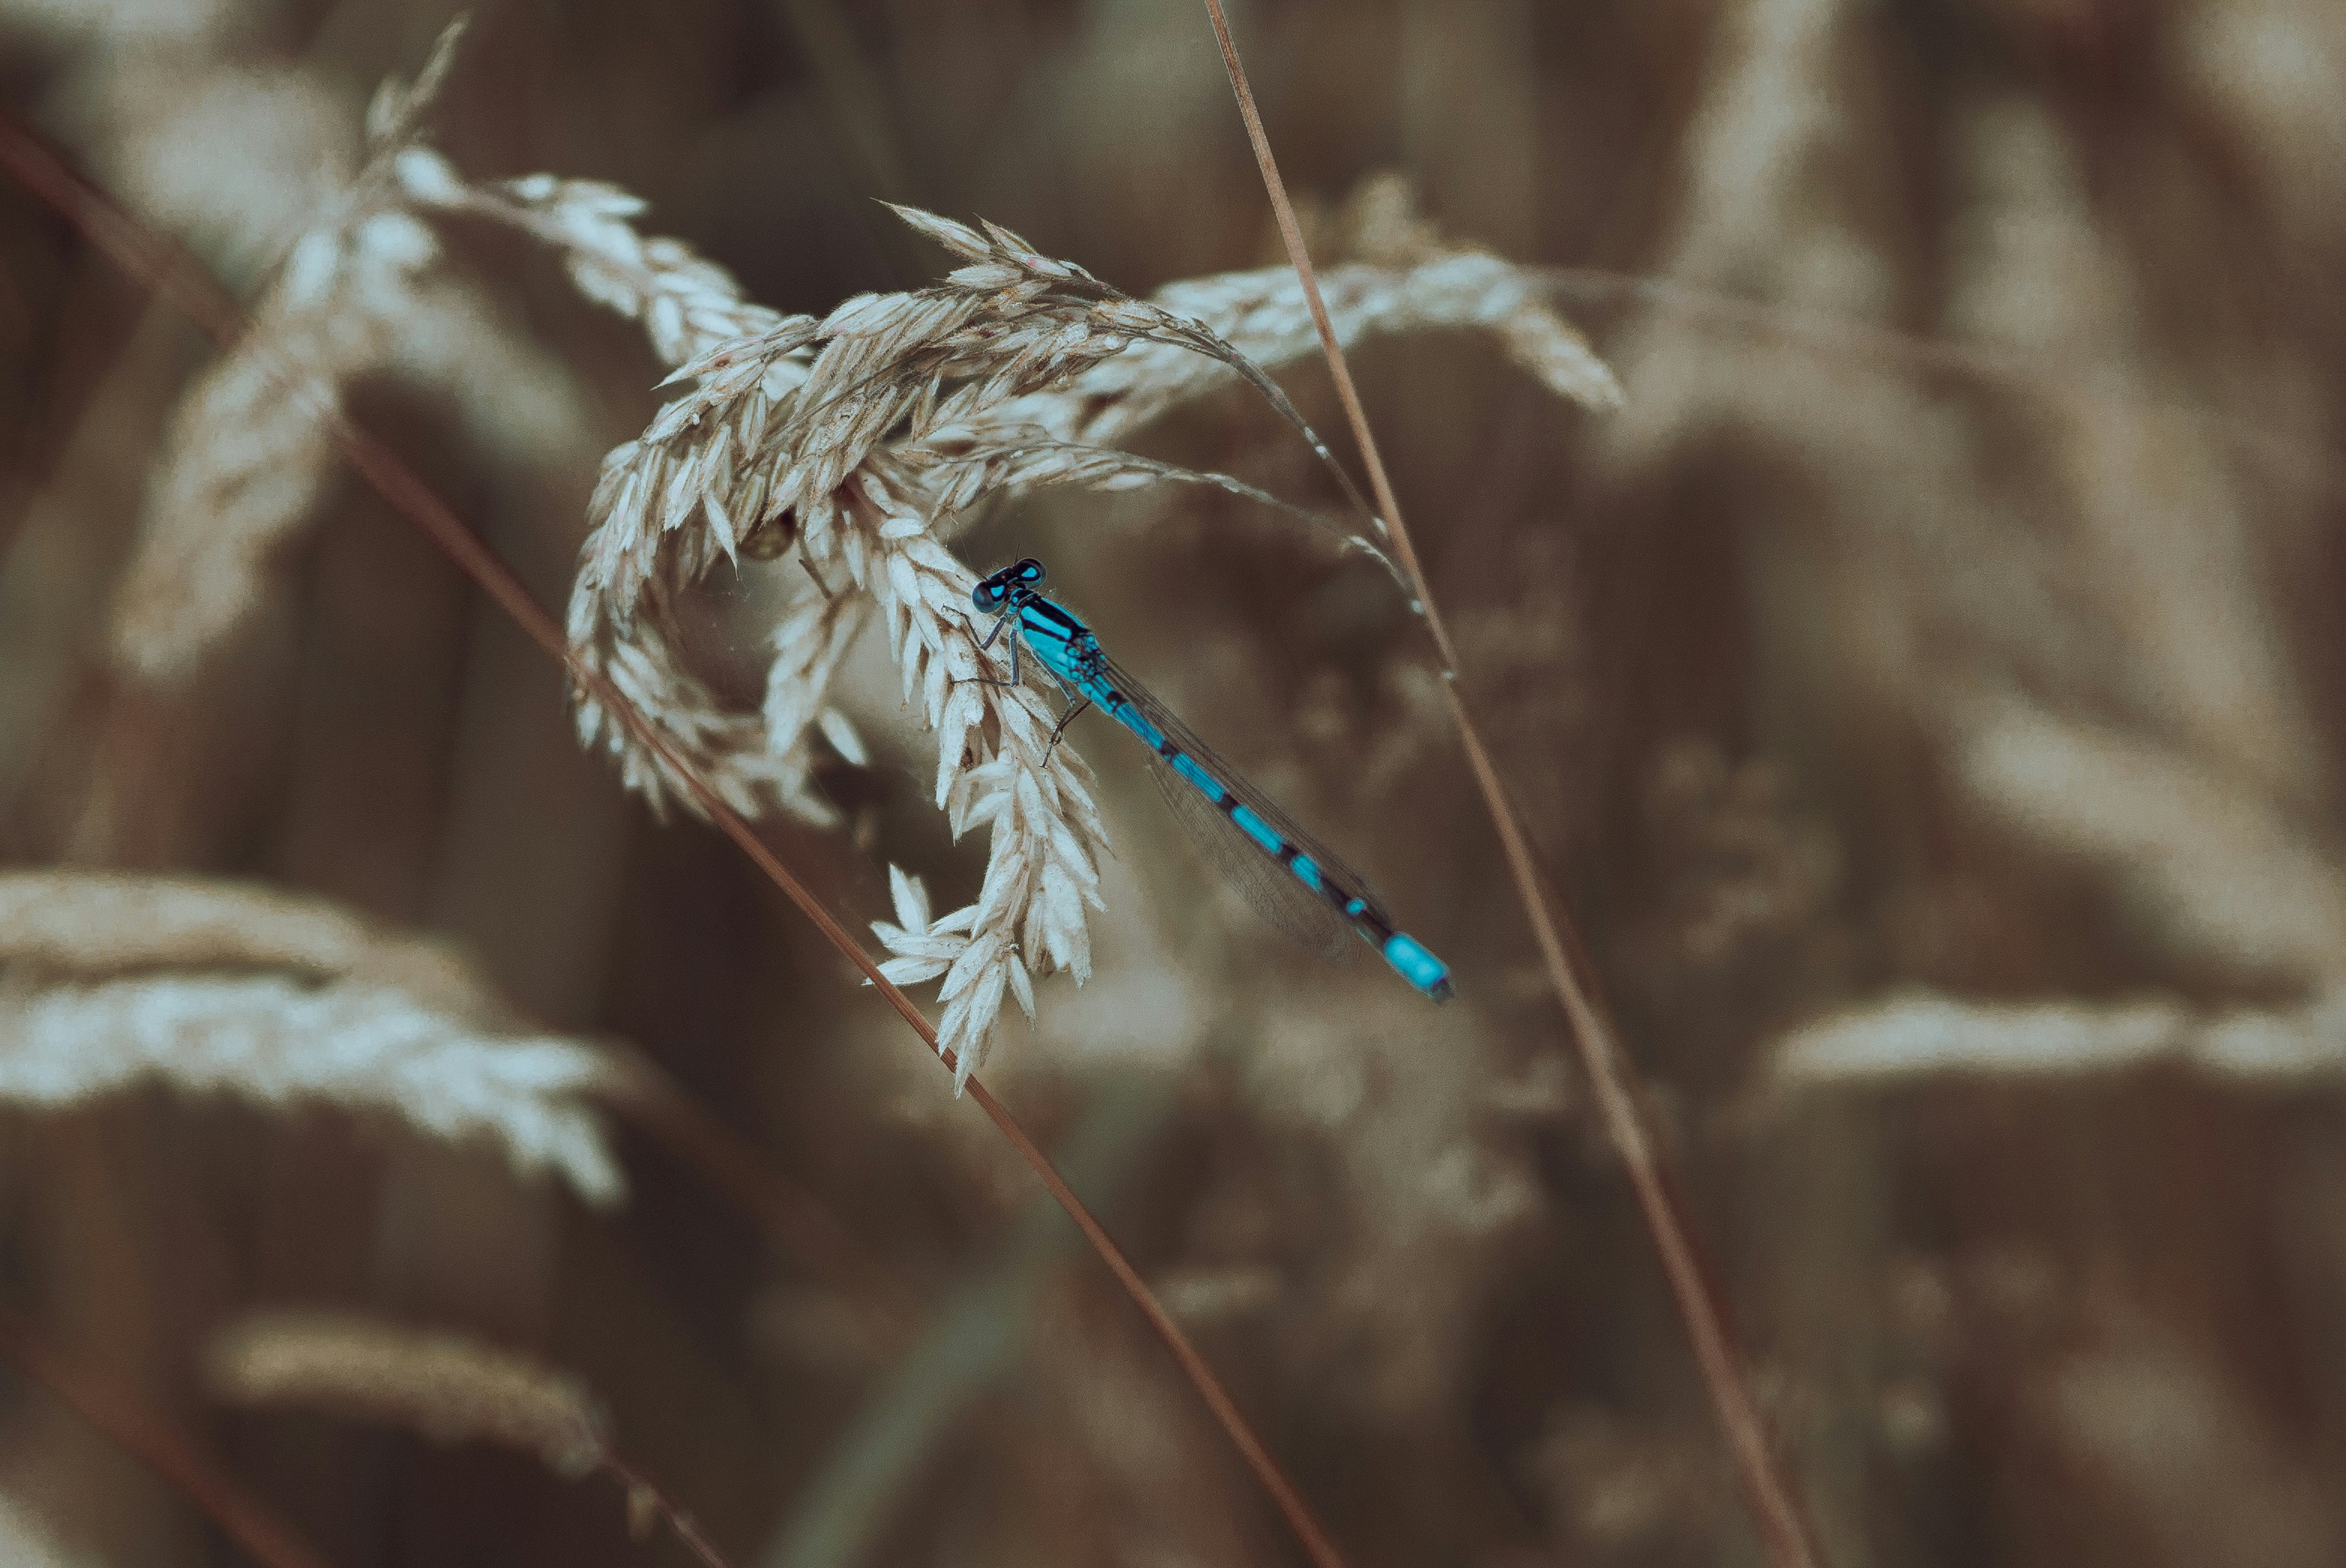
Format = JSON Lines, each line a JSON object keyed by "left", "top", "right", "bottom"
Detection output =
{"left": 596, "top": 1450, "right": 734, "bottom": 1568}
{"left": 0, "top": 113, "right": 1352, "bottom": 1568}
{"left": 1193, "top": 5, "right": 1826, "bottom": 1564}
{"left": 0, "top": 1307, "right": 337, "bottom": 1568}
{"left": 601, "top": 1048, "right": 927, "bottom": 1354}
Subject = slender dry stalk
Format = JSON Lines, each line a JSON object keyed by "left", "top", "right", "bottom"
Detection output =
{"left": 599, "top": 1048, "right": 925, "bottom": 1355}
{"left": 0, "top": 107, "right": 1357, "bottom": 1568}
{"left": 0, "top": 1308, "right": 336, "bottom": 1568}
{"left": 1193, "top": 5, "right": 1823, "bottom": 1564}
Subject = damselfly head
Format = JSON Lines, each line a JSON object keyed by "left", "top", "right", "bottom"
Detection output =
{"left": 972, "top": 556, "right": 1048, "bottom": 611}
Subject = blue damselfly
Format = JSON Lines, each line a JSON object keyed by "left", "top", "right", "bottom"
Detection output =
{"left": 969, "top": 556, "right": 1454, "bottom": 1001}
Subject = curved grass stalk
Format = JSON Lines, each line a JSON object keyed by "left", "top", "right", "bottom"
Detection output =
{"left": 1194, "top": 5, "right": 1825, "bottom": 1564}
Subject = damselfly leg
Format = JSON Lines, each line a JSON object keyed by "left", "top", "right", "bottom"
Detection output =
{"left": 956, "top": 611, "right": 1090, "bottom": 761}
{"left": 955, "top": 609, "right": 1022, "bottom": 686}
{"left": 1044, "top": 693, "right": 1092, "bottom": 759}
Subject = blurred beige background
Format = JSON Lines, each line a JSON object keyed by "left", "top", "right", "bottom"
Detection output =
{"left": 2, "top": 2, "right": 2343, "bottom": 1566}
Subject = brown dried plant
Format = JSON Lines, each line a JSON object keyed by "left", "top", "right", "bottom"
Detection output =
{"left": 50, "top": 14, "right": 1622, "bottom": 1086}
{"left": 9, "top": 2, "right": 2346, "bottom": 1566}
{"left": 559, "top": 197, "right": 1612, "bottom": 1083}
{"left": 104, "top": 23, "right": 469, "bottom": 683}
{"left": 0, "top": 83, "right": 1374, "bottom": 1568}
{"left": 1197, "top": 4, "right": 1817, "bottom": 1559}
{"left": 205, "top": 1310, "right": 611, "bottom": 1476}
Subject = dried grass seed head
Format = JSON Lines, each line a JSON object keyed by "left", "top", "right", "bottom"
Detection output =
{"left": 207, "top": 1311, "right": 611, "bottom": 1477}
{"left": 104, "top": 23, "right": 469, "bottom": 683}
{"left": 0, "top": 973, "right": 626, "bottom": 1203}
{"left": 0, "top": 870, "right": 496, "bottom": 1018}
{"left": 568, "top": 203, "right": 1615, "bottom": 1082}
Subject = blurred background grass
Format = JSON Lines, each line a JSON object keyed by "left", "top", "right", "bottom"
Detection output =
{"left": 3, "top": 1, "right": 2345, "bottom": 1565}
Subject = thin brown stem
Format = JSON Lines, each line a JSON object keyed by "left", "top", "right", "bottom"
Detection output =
{"left": 0, "top": 1309, "right": 336, "bottom": 1568}
{"left": 0, "top": 110, "right": 1351, "bottom": 1568}
{"left": 601, "top": 1452, "right": 735, "bottom": 1568}
{"left": 1193, "top": 5, "right": 1823, "bottom": 1565}
{"left": 960, "top": 1075, "right": 1347, "bottom": 1568}
{"left": 601, "top": 1049, "right": 923, "bottom": 1355}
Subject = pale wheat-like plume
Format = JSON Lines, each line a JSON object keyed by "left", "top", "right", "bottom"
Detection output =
{"left": 0, "top": 0, "right": 237, "bottom": 45}
{"left": 91, "top": 57, "right": 351, "bottom": 279}
{"left": 205, "top": 1311, "right": 610, "bottom": 1476}
{"left": 206, "top": 1313, "right": 727, "bottom": 1563}
{"left": 1952, "top": 695, "right": 2346, "bottom": 989}
{"left": 966, "top": 244, "right": 1622, "bottom": 464}
{"left": 415, "top": 164, "right": 865, "bottom": 826}
{"left": 1770, "top": 991, "right": 2346, "bottom": 1086}
{"left": 409, "top": 166, "right": 789, "bottom": 368}
{"left": 571, "top": 209, "right": 1270, "bottom": 1081}
{"left": 1772, "top": 691, "right": 2346, "bottom": 1087}
{"left": 71, "top": 28, "right": 1609, "bottom": 1090}
{"left": 95, "top": 19, "right": 761, "bottom": 700}
{"left": 27, "top": 18, "right": 593, "bottom": 731}
{"left": 1758, "top": 97, "right": 2346, "bottom": 1099}
{"left": 104, "top": 21, "right": 472, "bottom": 683}
{"left": 0, "top": 975, "right": 622, "bottom": 1202}
{"left": 0, "top": 870, "right": 623, "bottom": 1200}
{"left": 562, "top": 202, "right": 1614, "bottom": 1082}
{"left": 0, "top": 870, "right": 494, "bottom": 1015}
{"left": 2176, "top": 0, "right": 2346, "bottom": 260}
{"left": 1600, "top": 0, "right": 1898, "bottom": 467}
{"left": 1948, "top": 97, "right": 2324, "bottom": 806}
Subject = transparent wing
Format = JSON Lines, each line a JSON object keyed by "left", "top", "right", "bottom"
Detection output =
{"left": 1091, "top": 650, "right": 1377, "bottom": 960}
{"left": 1142, "top": 752, "right": 1357, "bottom": 958}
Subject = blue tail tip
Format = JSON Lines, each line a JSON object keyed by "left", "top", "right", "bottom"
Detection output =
{"left": 1383, "top": 933, "right": 1455, "bottom": 1001}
